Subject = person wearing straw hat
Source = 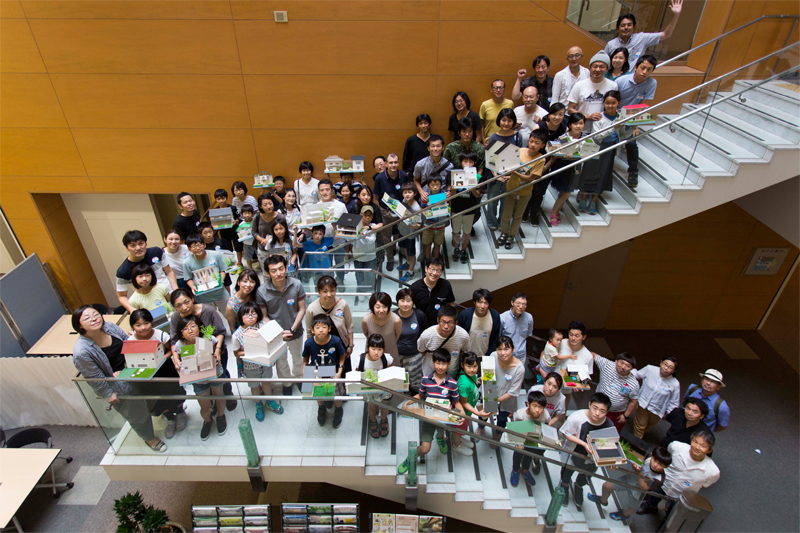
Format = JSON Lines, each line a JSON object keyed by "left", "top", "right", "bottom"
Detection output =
{"left": 684, "top": 369, "right": 729, "bottom": 432}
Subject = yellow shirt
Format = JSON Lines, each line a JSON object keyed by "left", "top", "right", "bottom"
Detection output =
{"left": 507, "top": 149, "right": 545, "bottom": 192}
{"left": 479, "top": 98, "right": 514, "bottom": 139}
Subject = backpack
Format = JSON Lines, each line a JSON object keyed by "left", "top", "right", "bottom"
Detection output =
{"left": 687, "top": 383, "right": 723, "bottom": 419}
{"left": 357, "top": 352, "right": 388, "bottom": 372}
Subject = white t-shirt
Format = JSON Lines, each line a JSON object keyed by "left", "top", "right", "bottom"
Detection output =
{"left": 353, "top": 229, "right": 377, "bottom": 262}
{"left": 514, "top": 104, "right": 548, "bottom": 145}
{"left": 418, "top": 325, "right": 471, "bottom": 376}
{"left": 559, "top": 409, "right": 613, "bottom": 453}
{"left": 541, "top": 341, "right": 560, "bottom": 368}
{"left": 557, "top": 338, "right": 594, "bottom": 374}
{"left": 162, "top": 245, "right": 191, "bottom": 279}
{"left": 567, "top": 78, "right": 619, "bottom": 132}
{"left": 552, "top": 65, "right": 590, "bottom": 105}
{"left": 294, "top": 178, "right": 320, "bottom": 207}
{"left": 529, "top": 384, "right": 566, "bottom": 418}
{"left": 632, "top": 365, "right": 681, "bottom": 418}
{"left": 663, "top": 442, "right": 721, "bottom": 498}
{"left": 351, "top": 352, "right": 395, "bottom": 371}
{"left": 127, "top": 329, "right": 170, "bottom": 344}
{"left": 605, "top": 32, "right": 662, "bottom": 67}
{"left": 511, "top": 406, "right": 551, "bottom": 424}
{"left": 467, "top": 312, "right": 493, "bottom": 356}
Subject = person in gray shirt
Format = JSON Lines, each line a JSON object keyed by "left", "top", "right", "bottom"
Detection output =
{"left": 499, "top": 292, "right": 533, "bottom": 360}
{"left": 604, "top": 0, "right": 684, "bottom": 66}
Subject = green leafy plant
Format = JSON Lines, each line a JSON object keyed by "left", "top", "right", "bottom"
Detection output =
{"left": 113, "top": 491, "right": 171, "bottom": 533}
{"left": 200, "top": 325, "right": 215, "bottom": 340}
{"left": 364, "top": 369, "right": 378, "bottom": 383}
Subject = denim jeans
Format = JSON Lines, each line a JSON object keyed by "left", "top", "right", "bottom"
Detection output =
{"left": 354, "top": 259, "right": 376, "bottom": 292}
{"left": 485, "top": 180, "right": 506, "bottom": 228}
{"left": 626, "top": 140, "right": 639, "bottom": 174}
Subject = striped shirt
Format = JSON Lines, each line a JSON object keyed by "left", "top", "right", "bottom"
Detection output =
{"left": 419, "top": 374, "right": 460, "bottom": 408}
{"left": 595, "top": 355, "right": 640, "bottom": 412}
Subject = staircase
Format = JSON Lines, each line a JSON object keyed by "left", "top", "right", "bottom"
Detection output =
{"left": 438, "top": 79, "right": 800, "bottom": 303}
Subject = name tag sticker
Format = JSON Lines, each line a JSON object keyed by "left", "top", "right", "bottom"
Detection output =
{"left": 410, "top": 323, "right": 418, "bottom": 330}
{"left": 287, "top": 299, "right": 295, "bottom": 306}
{"left": 434, "top": 304, "right": 440, "bottom": 310}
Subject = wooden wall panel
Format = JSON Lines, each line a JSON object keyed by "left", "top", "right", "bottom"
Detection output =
{"left": 28, "top": 19, "right": 242, "bottom": 74}
{"left": 234, "top": 21, "right": 439, "bottom": 75}
{"left": 50, "top": 74, "right": 251, "bottom": 129}
{"left": 0, "top": 19, "right": 46, "bottom": 72}
{"left": 88, "top": 177, "right": 241, "bottom": 197}
{"left": 0, "top": 177, "right": 93, "bottom": 219}
{"left": 439, "top": 0, "right": 556, "bottom": 20}
{"left": 1, "top": 128, "right": 86, "bottom": 176}
{"left": 71, "top": 129, "right": 258, "bottom": 177}
{"left": 21, "top": 1, "right": 232, "bottom": 19}
{"left": 245, "top": 75, "right": 436, "bottom": 130}
{"left": 0, "top": 74, "right": 66, "bottom": 127}
{"left": 485, "top": 263, "right": 571, "bottom": 329}
{"left": 231, "top": 0, "right": 441, "bottom": 21}
{"left": 0, "top": 0, "right": 24, "bottom": 18}
{"left": 686, "top": 0, "right": 733, "bottom": 72}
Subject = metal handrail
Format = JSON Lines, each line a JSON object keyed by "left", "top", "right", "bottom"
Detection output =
{"left": 657, "top": 14, "right": 799, "bottom": 69}
{"left": 303, "top": 42, "right": 799, "bottom": 264}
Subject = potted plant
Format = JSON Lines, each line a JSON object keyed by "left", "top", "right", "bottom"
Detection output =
{"left": 113, "top": 491, "right": 186, "bottom": 533}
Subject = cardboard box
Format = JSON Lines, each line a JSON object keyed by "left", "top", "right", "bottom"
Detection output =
{"left": 241, "top": 321, "right": 287, "bottom": 367}
{"left": 345, "top": 366, "right": 409, "bottom": 395}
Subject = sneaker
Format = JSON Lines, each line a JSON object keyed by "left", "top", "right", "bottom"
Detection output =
{"left": 560, "top": 483, "right": 570, "bottom": 507}
{"left": 226, "top": 399, "right": 238, "bottom": 411}
{"left": 587, "top": 493, "right": 607, "bottom": 506}
{"left": 217, "top": 414, "right": 227, "bottom": 436}
{"left": 397, "top": 262, "right": 409, "bottom": 272}
{"left": 436, "top": 436, "right": 449, "bottom": 454}
{"left": 399, "top": 272, "right": 414, "bottom": 283}
{"left": 317, "top": 404, "right": 327, "bottom": 426}
{"left": 578, "top": 198, "right": 588, "bottom": 212}
{"left": 386, "top": 261, "right": 395, "bottom": 271}
{"left": 510, "top": 469, "right": 520, "bottom": 487}
{"left": 521, "top": 469, "right": 536, "bottom": 486}
{"left": 452, "top": 443, "right": 473, "bottom": 456}
{"left": 283, "top": 386, "right": 294, "bottom": 396}
{"left": 461, "top": 438, "right": 474, "bottom": 449}
{"left": 627, "top": 171, "right": 638, "bottom": 188}
{"left": 165, "top": 418, "right": 177, "bottom": 439}
{"left": 266, "top": 400, "right": 284, "bottom": 415}
{"left": 332, "top": 406, "right": 344, "bottom": 428}
{"left": 175, "top": 411, "right": 188, "bottom": 432}
{"left": 531, "top": 458, "right": 541, "bottom": 476}
{"left": 255, "top": 401, "right": 265, "bottom": 422}
{"left": 573, "top": 482, "right": 584, "bottom": 511}
{"left": 200, "top": 420, "right": 212, "bottom": 441}
{"left": 398, "top": 457, "right": 411, "bottom": 474}
{"left": 460, "top": 250, "right": 468, "bottom": 264}
{"left": 452, "top": 248, "right": 461, "bottom": 261}
{"left": 588, "top": 201, "right": 597, "bottom": 215}
{"left": 610, "top": 512, "right": 626, "bottom": 521}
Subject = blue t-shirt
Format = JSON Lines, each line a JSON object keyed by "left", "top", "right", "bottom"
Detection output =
{"left": 302, "top": 334, "right": 345, "bottom": 366}
{"left": 684, "top": 388, "right": 730, "bottom": 431}
{"left": 615, "top": 73, "right": 657, "bottom": 107}
{"left": 302, "top": 237, "right": 334, "bottom": 269}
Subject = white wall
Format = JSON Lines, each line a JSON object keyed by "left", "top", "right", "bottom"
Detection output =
{"left": 62, "top": 194, "right": 162, "bottom": 305}
{"left": 735, "top": 176, "right": 799, "bottom": 248}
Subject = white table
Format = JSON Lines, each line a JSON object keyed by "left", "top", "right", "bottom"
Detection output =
{"left": 0, "top": 448, "right": 61, "bottom": 532}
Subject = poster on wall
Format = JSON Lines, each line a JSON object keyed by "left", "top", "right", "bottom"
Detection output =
{"left": 743, "top": 247, "right": 790, "bottom": 275}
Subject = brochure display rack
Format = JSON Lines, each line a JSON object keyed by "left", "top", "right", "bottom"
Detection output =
{"left": 281, "top": 503, "right": 359, "bottom": 533}
{"left": 191, "top": 504, "right": 271, "bottom": 533}
{"left": 371, "top": 513, "right": 445, "bottom": 532}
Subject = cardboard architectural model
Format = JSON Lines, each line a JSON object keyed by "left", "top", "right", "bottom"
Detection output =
{"left": 324, "top": 155, "right": 366, "bottom": 173}
{"left": 381, "top": 193, "right": 408, "bottom": 218}
{"left": 485, "top": 139, "right": 521, "bottom": 173}
{"left": 298, "top": 201, "right": 337, "bottom": 227}
{"left": 237, "top": 222, "right": 253, "bottom": 244}
{"left": 345, "top": 366, "right": 409, "bottom": 395}
{"left": 587, "top": 426, "right": 628, "bottom": 466}
{"left": 335, "top": 213, "right": 363, "bottom": 239}
{"left": 301, "top": 365, "right": 337, "bottom": 398}
{"left": 253, "top": 172, "right": 274, "bottom": 188}
{"left": 450, "top": 166, "right": 479, "bottom": 189}
{"left": 549, "top": 135, "right": 600, "bottom": 159}
{"left": 400, "top": 398, "right": 462, "bottom": 426}
{"left": 480, "top": 355, "right": 498, "bottom": 412}
{"left": 121, "top": 339, "right": 166, "bottom": 369}
{"left": 424, "top": 192, "right": 449, "bottom": 220}
{"left": 209, "top": 207, "right": 234, "bottom": 230}
{"left": 192, "top": 265, "right": 221, "bottom": 294}
{"left": 504, "top": 419, "right": 560, "bottom": 447}
{"left": 620, "top": 104, "right": 654, "bottom": 124}
{"left": 179, "top": 337, "right": 217, "bottom": 385}
{"left": 241, "top": 321, "right": 287, "bottom": 367}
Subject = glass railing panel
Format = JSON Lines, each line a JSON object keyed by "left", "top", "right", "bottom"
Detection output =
{"left": 73, "top": 376, "right": 127, "bottom": 453}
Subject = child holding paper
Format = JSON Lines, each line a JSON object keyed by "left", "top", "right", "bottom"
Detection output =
{"left": 421, "top": 178, "right": 448, "bottom": 263}
{"left": 357, "top": 334, "right": 394, "bottom": 439}
{"left": 509, "top": 390, "right": 551, "bottom": 488}
{"left": 302, "top": 314, "right": 346, "bottom": 428}
{"left": 397, "top": 182, "right": 422, "bottom": 283}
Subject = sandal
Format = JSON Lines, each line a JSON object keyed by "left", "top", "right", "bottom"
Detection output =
{"left": 148, "top": 439, "right": 167, "bottom": 453}
{"left": 549, "top": 213, "right": 559, "bottom": 226}
{"left": 380, "top": 417, "right": 389, "bottom": 438}
{"left": 369, "top": 420, "right": 380, "bottom": 439}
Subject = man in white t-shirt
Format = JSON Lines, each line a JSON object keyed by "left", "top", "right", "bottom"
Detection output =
{"left": 558, "top": 319, "right": 594, "bottom": 372}
{"left": 639, "top": 430, "right": 720, "bottom": 515}
{"left": 317, "top": 178, "right": 348, "bottom": 283}
{"left": 568, "top": 51, "right": 618, "bottom": 134}
{"left": 604, "top": 0, "right": 684, "bottom": 66}
{"left": 514, "top": 86, "right": 548, "bottom": 145}
{"left": 552, "top": 46, "right": 590, "bottom": 106}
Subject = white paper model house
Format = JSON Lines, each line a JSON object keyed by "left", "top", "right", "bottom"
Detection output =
{"left": 178, "top": 337, "right": 217, "bottom": 384}
{"left": 335, "top": 213, "right": 363, "bottom": 239}
{"left": 237, "top": 222, "right": 253, "bottom": 244}
{"left": 241, "top": 321, "right": 287, "bottom": 367}
{"left": 345, "top": 366, "right": 409, "bottom": 395}
{"left": 192, "top": 265, "right": 220, "bottom": 293}
{"left": 481, "top": 355, "right": 498, "bottom": 412}
{"left": 299, "top": 201, "right": 336, "bottom": 227}
{"left": 253, "top": 171, "right": 274, "bottom": 188}
{"left": 209, "top": 207, "right": 234, "bottom": 230}
{"left": 550, "top": 135, "right": 599, "bottom": 159}
{"left": 350, "top": 155, "right": 365, "bottom": 172}
{"left": 587, "top": 426, "right": 627, "bottom": 466}
{"left": 451, "top": 166, "right": 478, "bottom": 189}
{"left": 121, "top": 339, "right": 166, "bottom": 369}
{"left": 485, "top": 139, "right": 521, "bottom": 173}
{"left": 324, "top": 156, "right": 344, "bottom": 172}
{"left": 620, "top": 104, "right": 653, "bottom": 124}
{"left": 381, "top": 193, "right": 407, "bottom": 218}
{"left": 578, "top": 138, "right": 600, "bottom": 157}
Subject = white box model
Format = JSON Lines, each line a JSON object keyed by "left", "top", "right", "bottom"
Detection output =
{"left": 620, "top": 104, "right": 653, "bottom": 124}
{"left": 335, "top": 212, "right": 363, "bottom": 239}
{"left": 578, "top": 138, "right": 600, "bottom": 157}
{"left": 192, "top": 265, "right": 220, "bottom": 293}
{"left": 381, "top": 193, "right": 407, "bottom": 218}
{"left": 209, "top": 207, "right": 234, "bottom": 230}
{"left": 237, "top": 222, "right": 253, "bottom": 244}
{"left": 481, "top": 355, "right": 498, "bottom": 412}
{"left": 345, "top": 366, "right": 409, "bottom": 395}
{"left": 121, "top": 339, "right": 166, "bottom": 369}
{"left": 324, "top": 155, "right": 344, "bottom": 172}
{"left": 486, "top": 139, "right": 521, "bottom": 173}
{"left": 451, "top": 166, "right": 478, "bottom": 189}
{"left": 298, "top": 201, "right": 336, "bottom": 227}
{"left": 253, "top": 171, "right": 274, "bottom": 188}
{"left": 350, "top": 155, "right": 365, "bottom": 172}
{"left": 178, "top": 337, "right": 216, "bottom": 384}
{"left": 424, "top": 192, "right": 449, "bottom": 220}
{"left": 241, "top": 321, "right": 287, "bottom": 367}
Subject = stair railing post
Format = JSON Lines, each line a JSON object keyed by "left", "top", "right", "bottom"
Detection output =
{"left": 404, "top": 441, "right": 418, "bottom": 512}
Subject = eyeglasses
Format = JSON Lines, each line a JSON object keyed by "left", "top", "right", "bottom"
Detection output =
{"left": 492, "top": 86, "right": 505, "bottom": 91}
{"left": 242, "top": 311, "right": 258, "bottom": 317}
{"left": 567, "top": 54, "right": 583, "bottom": 60}
{"left": 188, "top": 243, "right": 205, "bottom": 249}
{"left": 660, "top": 362, "right": 676, "bottom": 371}
{"left": 427, "top": 268, "right": 442, "bottom": 274}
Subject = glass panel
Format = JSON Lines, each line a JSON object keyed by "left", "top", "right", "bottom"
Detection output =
{"left": 73, "top": 376, "right": 126, "bottom": 452}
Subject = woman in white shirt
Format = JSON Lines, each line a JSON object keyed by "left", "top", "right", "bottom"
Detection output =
{"left": 294, "top": 160, "right": 320, "bottom": 207}
{"left": 163, "top": 229, "right": 191, "bottom": 289}
{"left": 631, "top": 356, "right": 681, "bottom": 438}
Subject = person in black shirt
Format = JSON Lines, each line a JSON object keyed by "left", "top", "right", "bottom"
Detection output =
{"left": 448, "top": 92, "right": 484, "bottom": 144}
{"left": 661, "top": 398, "right": 712, "bottom": 449}
{"left": 173, "top": 192, "right": 201, "bottom": 241}
{"left": 512, "top": 55, "right": 554, "bottom": 109}
{"left": 410, "top": 259, "right": 455, "bottom": 327}
{"left": 198, "top": 222, "right": 233, "bottom": 252}
{"left": 402, "top": 113, "right": 432, "bottom": 174}
{"left": 213, "top": 188, "right": 241, "bottom": 256}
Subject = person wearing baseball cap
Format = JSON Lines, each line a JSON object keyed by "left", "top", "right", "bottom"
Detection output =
{"left": 684, "top": 369, "right": 729, "bottom": 432}
{"left": 566, "top": 50, "right": 618, "bottom": 133}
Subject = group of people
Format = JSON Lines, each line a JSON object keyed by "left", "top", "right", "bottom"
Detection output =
{"left": 70, "top": 1, "right": 727, "bottom": 520}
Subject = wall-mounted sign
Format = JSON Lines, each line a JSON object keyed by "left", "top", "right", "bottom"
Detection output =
{"left": 744, "top": 247, "right": 790, "bottom": 275}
